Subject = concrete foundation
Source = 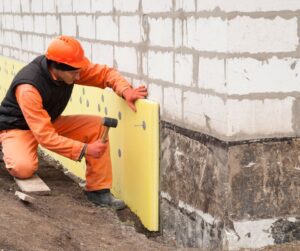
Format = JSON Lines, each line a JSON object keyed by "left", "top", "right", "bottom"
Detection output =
{"left": 160, "top": 121, "right": 300, "bottom": 250}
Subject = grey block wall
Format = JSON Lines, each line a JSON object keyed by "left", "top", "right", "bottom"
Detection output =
{"left": 161, "top": 122, "right": 300, "bottom": 249}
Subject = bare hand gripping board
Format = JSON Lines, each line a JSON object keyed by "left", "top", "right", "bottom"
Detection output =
{"left": 0, "top": 56, "right": 159, "bottom": 231}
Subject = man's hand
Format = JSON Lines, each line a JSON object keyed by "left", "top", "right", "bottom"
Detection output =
{"left": 86, "top": 139, "right": 108, "bottom": 158}
{"left": 122, "top": 85, "right": 148, "bottom": 112}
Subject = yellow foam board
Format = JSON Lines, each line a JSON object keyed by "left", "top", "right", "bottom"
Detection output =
{"left": 0, "top": 56, "right": 159, "bottom": 231}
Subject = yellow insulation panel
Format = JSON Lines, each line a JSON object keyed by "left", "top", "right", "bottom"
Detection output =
{"left": 0, "top": 56, "right": 159, "bottom": 231}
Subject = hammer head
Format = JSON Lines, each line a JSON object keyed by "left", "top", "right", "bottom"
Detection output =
{"left": 102, "top": 117, "right": 118, "bottom": 128}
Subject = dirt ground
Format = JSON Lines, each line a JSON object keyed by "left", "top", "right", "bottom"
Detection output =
{"left": 0, "top": 151, "right": 299, "bottom": 251}
{"left": 0, "top": 152, "right": 178, "bottom": 251}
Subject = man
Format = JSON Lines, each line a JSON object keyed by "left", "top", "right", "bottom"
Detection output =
{"left": 0, "top": 35, "right": 148, "bottom": 210}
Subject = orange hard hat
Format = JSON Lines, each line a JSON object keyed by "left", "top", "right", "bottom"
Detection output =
{"left": 45, "top": 35, "right": 90, "bottom": 69}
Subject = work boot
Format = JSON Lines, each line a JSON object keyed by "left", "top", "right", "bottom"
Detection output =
{"left": 85, "top": 189, "right": 126, "bottom": 210}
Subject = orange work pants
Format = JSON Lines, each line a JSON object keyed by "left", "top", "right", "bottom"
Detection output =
{"left": 0, "top": 115, "right": 112, "bottom": 191}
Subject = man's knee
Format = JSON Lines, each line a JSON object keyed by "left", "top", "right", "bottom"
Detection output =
{"left": 7, "top": 159, "right": 38, "bottom": 179}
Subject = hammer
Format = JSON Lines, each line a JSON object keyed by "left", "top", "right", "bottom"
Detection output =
{"left": 101, "top": 117, "right": 118, "bottom": 143}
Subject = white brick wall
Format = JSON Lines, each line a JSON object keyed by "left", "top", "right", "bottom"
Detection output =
{"left": 44, "top": 37, "right": 53, "bottom": 51}
{"left": 183, "top": 91, "right": 207, "bottom": 128}
{"left": 148, "top": 51, "right": 173, "bottom": 82}
{"left": 227, "top": 57, "right": 300, "bottom": 95}
{"left": 9, "top": 32, "right": 15, "bottom": 46}
{"left": 3, "top": 15, "right": 13, "bottom": 29}
{"left": 21, "top": 34, "right": 29, "bottom": 51}
{"left": 61, "top": 15, "right": 77, "bottom": 36}
{"left": 142, "top": 52, "right": 148, "bottom": 76}
{"left": 3, "top": 47, "right": 10, "bottom": 57}
{"left": 14, "top": 15, "right": 23, "bottom": 31}
{"left": 96, "top": 16, "right": 118, "bottom": 41}
{"left": 31, "top": 0, "right": 43, "bottom": 13}
{"left": 20, "top": 0, "right": 30, "bottom": 13}
{"left": 114, "top": 46, "right": 137, "bottom": 74}
{"left": 43, "top": 0, "right": 56, "bottom": 13}
{"left": 148, "top": 83, "right": 163, "bottom": 107}
{"left": 0, "top": 31, "right": 3, "bottom": 44}
{"left": 197, "top": 0, "right": 300, "bottom": 12}
{"left": 91, "top": 0, "right": 112, "bottom": 13}
{"left": 198, "top": 57, "right": 226, "bottom": 93}
{"left": 23, "top": 15, "right": 34, "bottom": 32}
{"left": 12, "top": 48, "right": 20, "bottom": 59}
{"left": 185, "top": 17, "right": 227, "bottom": 52}
{"left": 142, "top": 0, "right": 172, "bottom": 13}
{"left": 119, "top": 16, "right": 141, "bottom": 43}
{"left": 81, "top": 41, "right": 92, "bottom": 60}
{"left": 73, "top": 0, "right": 91, "bottom": 13}
{"left": 11, "top": 0, "right": 21, "bottom": 13}
{"left": 149, "top": 18, "right": 173, "bottom": 47}
{"left": 227, "top": 97, "right": 294, "bottom": 137}
{"left": 3, "top": 31, "right": 12, "bottom": 47}
{"left": 164, "top": 87, "right": 182, "bottom": 120}
{"left": 175, "top": 53, "right": 193, "bottom": 87}
{"left": 3, "top": 1, "right": 11, "bottom": 12}
{"left": 11, "top": 32, "right": 21, "bottom": 48}
{"left": 228, "top": 17, "right": 298, "bottom": 53}
{"left": 0, "top": 0, "right": 300, "bottom": 141}
{"left": 20, "top": 51, "right": 29, "bottom": 62}
{"left": 5, "top": 32, "right": 13, "bottom": 47}
{"left": 56, "top": 0, "right": 72, "bottom": 13}
{"left": 92, "top": 43, "right": 114, "bottom": 66}
{"left": 31, "top": 35, "right": 44, "bottom": 54}
{"left": 77, "top": 15, "right": 95, "bottom": 39}
{"left": 34, "top": 15, "right": 46, "bottom": 34}
{"left": 46, "top": 15, "right": 59, "bottom": 35}
{"left": 175, "top": 0, "right": 195, "bottom": 11}
{"left": 183, "top": 92, "right": 228, "bottom": 136}
{"left": 114, "top": 0, "right": 139, "bottom": 12}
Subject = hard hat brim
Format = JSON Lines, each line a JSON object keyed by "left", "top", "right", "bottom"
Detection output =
{"left": 68, "top": 56, "right": 90, "bottom": 69}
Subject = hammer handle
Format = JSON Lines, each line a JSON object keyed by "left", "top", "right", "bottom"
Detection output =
{"left": 101, "top": 127, "right": 109, "bottom": 143}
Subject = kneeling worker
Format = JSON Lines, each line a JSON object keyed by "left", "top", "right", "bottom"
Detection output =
{"left": 0, "top": 35, "right": 148, "bottom": 210}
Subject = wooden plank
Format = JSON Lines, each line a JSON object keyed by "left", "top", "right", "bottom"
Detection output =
{"left": 14, "top": 175, "right": 51, "bottom": 195}
{"left": 15, "top": 191, "right": 35, "bottom": 203}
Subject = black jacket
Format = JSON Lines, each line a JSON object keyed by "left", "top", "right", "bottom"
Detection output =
{"left": 0, "top": 55, "right": 73, "bottom": 130}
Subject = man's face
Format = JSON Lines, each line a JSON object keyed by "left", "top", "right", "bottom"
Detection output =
{"left": 56, "top": 69, "right": 81, "bottom": 84}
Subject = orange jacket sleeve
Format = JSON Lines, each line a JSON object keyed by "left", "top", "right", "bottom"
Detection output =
{"left": 76, "top": 63, "right": 132, "bottom": 97}
{"left": 15, "top": 84, "right": 84, "bottom": 161}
